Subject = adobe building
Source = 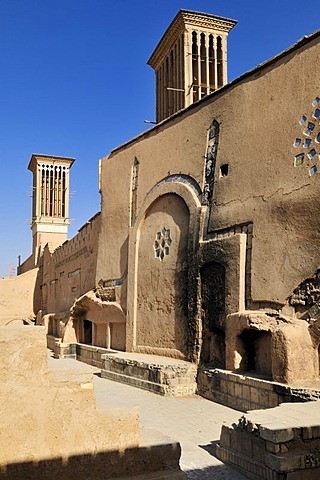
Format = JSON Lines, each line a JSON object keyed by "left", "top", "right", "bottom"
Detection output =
{"left": 8, "top": 10, "right": 320, "bottom": 410}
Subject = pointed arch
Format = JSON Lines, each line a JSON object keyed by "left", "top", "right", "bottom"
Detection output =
{"left": 126, "top": 178, "right": 202, "bottom": 360}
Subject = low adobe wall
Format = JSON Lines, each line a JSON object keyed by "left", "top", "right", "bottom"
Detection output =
{"left": 0, "top": 325, "right": 139, "bottom": 466}
{"left": 0, "top": 326, "right": 185, "bottom": 480}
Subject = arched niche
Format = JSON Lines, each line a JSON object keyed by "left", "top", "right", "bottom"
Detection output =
{"left": 127, "top": 177, "right": 202, "bottom": 360}
{"left": 136, "top": 193, "right": 189, "bottom": 355}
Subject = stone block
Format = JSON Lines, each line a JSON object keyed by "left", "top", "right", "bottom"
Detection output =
{"left": 260, "top": 425, "right": 295, "bottom": 444}
{"left": 265, "top": 452, "right": 303, "bottom": 472}
{"left": 234, "top": 382, "right": 242, "bottom": 399}
{"left": 280, "top": 444, "right": 289, "bottom": 453}
{"left": 268, "top": 392, "right": 280, "bottom": 408}
{"left": 220, "top": 425, "right": 231, "bottom": 449}
{"left": 229, "top": 430, "right": 241, "bottom": 453}
{"left": 312, "top": 426, "right": 320, "bottom": 438}
{"left": 252, "top": 437, "right": 266, "bottom": 463}
{"left": 250, "top": 387, "right": 260, "bottom": 405}
{"left": 239, "top": 432, "right": 253, "bottom": 457}
{"left": 259, "top": 388, "right": 270, "bottom": 407}
{"left": 219, "top": 379, "right": 228, "bottom": 393}
{"left": 242, "top": 385, "right": 251, "bottom": 401}
{"left": 82, "top": 348, "right": 92, "bottom": 359}
{"left": 266, "top": 441, "right": 280, "bottom": 454}
{"left": 227, "top": 379, "right": 235, "bottom": 397}
{"left": 302, "top": 427, "right": 313, "bottom": 440}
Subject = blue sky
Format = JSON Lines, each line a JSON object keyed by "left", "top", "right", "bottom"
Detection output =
{"left": 0, "top": 0, "right": 319, "bottom": 278}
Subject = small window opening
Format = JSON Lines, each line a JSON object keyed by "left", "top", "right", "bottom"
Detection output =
{"left": 304, "top": 122, "right": 315, "bottom": 136}
{"left": 313, "top": 97, "right": 320, "bottom": 107}
{"left": 294, "top": 138, "right": 301, "bottom": 148}
{"left": 313, "top": 109, "right": 320, "bottom": 119}
{"left": 208, "top": 34, "right": 215, "bottom": 90}
{"left": 217, "top": 36, "right": 223, "bottom": 88}
{"left": 192, "top": 31, "right": 199, "bottom": 102}
{"left": 304, "top": 138, "right": 311, "bottom": 148}
{"left": 294, "top": 154, "right": 304, "bottom": 167}
{"left": 300, "top": 115, "right": 307, "bottom": 125}
{"left": 219, "top": 164, "right": 229, "bottom": 177}
{"left": 200, "top": 32, "right": 207, "bottom": 90}
{"left": 316, "top": 133, "right": 320, "bottom": 144}
{"left": 310, "top": 165, "right": 318, "bottom": 176}
{"left": 308, "top": 149, "right": 317, "bottom": 159}
{"left": 83, "top": 320, "right": 92, "bottom": 345}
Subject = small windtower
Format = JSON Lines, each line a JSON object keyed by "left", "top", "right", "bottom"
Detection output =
{"left": 147, "top": 9, "right": 237, "bottom": 123}
{"left": 28, "top": 154, "right": 75, "bottom": 265}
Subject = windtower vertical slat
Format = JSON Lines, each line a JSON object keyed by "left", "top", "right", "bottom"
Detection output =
{"left": 147, "top": 9, "right": 237, "bottom": 122}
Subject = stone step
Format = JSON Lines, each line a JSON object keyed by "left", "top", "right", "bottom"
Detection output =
{"left": 101, "top": 352, "right": 197, "bottom": 397}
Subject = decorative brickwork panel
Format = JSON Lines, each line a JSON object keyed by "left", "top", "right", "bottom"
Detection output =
{"left": 95, "top": 286, "right": 116, "bottom": 302}
{"left": 202, "top": 119, "right": 219, "bottom": 205}
{"left": 289, "top": 269, "right": 320, "bottom": 319}
{"left": 293, "top": 97, "right": 320, "bottom": 177}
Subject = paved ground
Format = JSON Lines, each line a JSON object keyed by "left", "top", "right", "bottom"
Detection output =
{"left": 48, "top": 355, "right": 248, "bottom": 479}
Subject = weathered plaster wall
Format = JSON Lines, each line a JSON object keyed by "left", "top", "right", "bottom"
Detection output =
{"left": 0, "top": 268, "right": 39, "bottom": 325}
{"left": 42, "top": 213, "right": 101, "bottom": 314}
{"left": 97, "top": 36, "right": 320, "bottom": 309}
{"left": 206, "top": 38, "right": 320, "bottom": 305}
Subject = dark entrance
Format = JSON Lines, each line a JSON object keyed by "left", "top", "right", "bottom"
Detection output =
{"left": 236, "top": 329, "right": 272, "bottom": 378}
{"left": 200, "top": 262, "right": 226, "bottom": 367}
{"left": 83, "top": 319, "right": 92, "bottom": 345}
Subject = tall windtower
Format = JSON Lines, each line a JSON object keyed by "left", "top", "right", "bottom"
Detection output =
{"left": 28, "top": 154, "right": 75, "bottom": 265}
{"left": 147, "top": 10, "right": 237, "bottom": 123}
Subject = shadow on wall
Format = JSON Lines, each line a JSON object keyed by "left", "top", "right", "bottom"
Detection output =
{"left": 200, "top": 262, "right": 226, "bottom": 369}
{"left": 0, "top": 443, "right": 185, "bottom": 480}
{"left": 33, "top": 268, "right": 43, "bottom": 316}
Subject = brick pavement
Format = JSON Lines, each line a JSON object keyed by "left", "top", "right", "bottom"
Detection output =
{"left": 48, "top": 355, "right": 247, "bottom": 479}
